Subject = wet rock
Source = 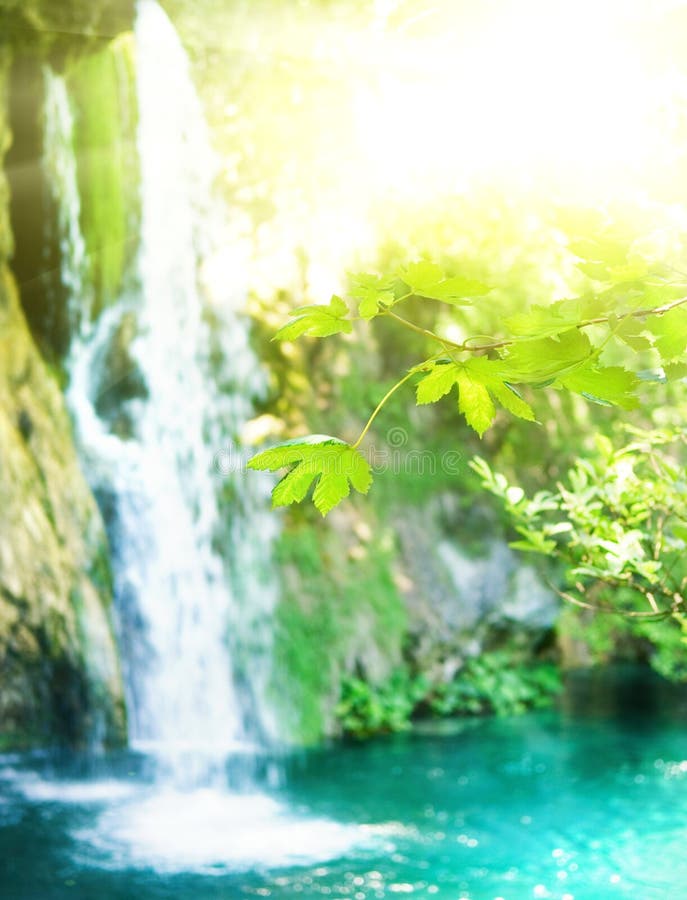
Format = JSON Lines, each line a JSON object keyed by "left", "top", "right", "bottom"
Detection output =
{"left": 0, "top": 51, "right": 126, "bottom": 748}
{"left": 397, "top": 498, "right": 559, "bottom": 680}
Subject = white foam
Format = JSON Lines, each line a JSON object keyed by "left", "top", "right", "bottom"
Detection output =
{"left": 74, "top": 787, "right": 364, "bottom": 873}
{"left": 130, "top": 737, "right": 259, "bottom": 756}
{"left": 16, "top": 776, "right": 139, "bottom": 804}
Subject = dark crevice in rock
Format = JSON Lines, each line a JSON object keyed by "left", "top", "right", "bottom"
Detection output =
{"left": 0, "top": 2, "right": 136, "bottom": 61}
{"left": 17, "top": 407, "right": 33, "bottom": 440}
{"left": 5, "top": 53, "right": 70, "bottom": 363}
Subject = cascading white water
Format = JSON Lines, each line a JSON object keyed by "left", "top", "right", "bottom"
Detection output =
{"left": 31, "top": 4, "right": 370, "bottom": 870}
{"left": 50, "top": 0, "right": 279, "bottom": 772}
{"left": 42, "top": 71, "right": 91, "bottom": 330}
{"left": 128, "top": 0, "right": 280, "bottom": 758}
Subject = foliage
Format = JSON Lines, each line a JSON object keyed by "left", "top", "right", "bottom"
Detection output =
{"left": 249, "top": 218, "right": 687, "bottom": 516}
{"left": 272, "top": 294, "right": 352, "bottom": 340}
{"left": 557, "top": 603, "right": 687, "bottom": 681}
{"left": 248, "top": 434, "right": 372, "bottom": 516}
{"left": 472, "top": 428, "right": 687, "bottom": 618}
{"left": 428, "top": 652, "right": 562, "bottom": 718}
{"left": 335, "top": 652, "right": 562, "bottom": 737}
{"left": 336, "top": 670, "right": 429, "bottom": 737}
{"left": 471, "top": 428, "right": 687, "bottom": 672}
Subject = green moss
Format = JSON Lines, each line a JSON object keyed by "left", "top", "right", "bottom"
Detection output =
{"left": 271, "top": 517, "right": 407, "bottom": 744}
{"left": 272, "top": 586, "right": 338, "bottom": 744}
{"left": 88, "top": 541, "right": 114, "bottom": 598}
{"left": 1, "top": 2, "right": 134, "bottom": 57}
{"left": 67, "top": 34, "right": 139, "bottom": 319}
{"left": 343, "top": 543, "right": 406, "bottom": 660}
{"left": 274, "top": 524, "right": 323, "bottom": 577}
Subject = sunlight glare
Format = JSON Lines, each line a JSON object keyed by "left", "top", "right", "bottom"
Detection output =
{"left": 354, "top": 0, "right": 687, "bottom": 203}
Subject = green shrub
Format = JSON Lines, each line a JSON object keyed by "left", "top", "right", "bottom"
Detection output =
{"left": 335, "top": 651, "right": 562, "bottom": 738}
{"left": 336, "top": 670, "right": 429, "bottom": 737}
{"left": 430, "top": 651, "right": 562, "bottom": 717}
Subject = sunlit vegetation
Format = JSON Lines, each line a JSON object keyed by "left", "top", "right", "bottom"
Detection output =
{"left": 8, "top": 1, "right": 687, "bottom": 897}
{"left": 227, "top": 0, "right": 687, "bottom": 712}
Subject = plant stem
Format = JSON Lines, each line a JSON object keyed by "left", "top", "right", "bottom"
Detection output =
{"left": 461, "top": 294, "right": 687, "bottom": 354}
{"left": 351, "top": 370, "right": 417, "bottom": 449}
{"left": 349, "top": 286, "right": 687, "bottom": 454}
{"left": 384, "top": 310, "right": 465, "bottom": 350}
{"left": 388, "top": 294, "right": 687, "bottom": 356}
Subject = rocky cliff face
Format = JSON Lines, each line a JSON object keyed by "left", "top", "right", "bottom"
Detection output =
{"left": 0, "top": 16, "right": 127, "bottom": 749}
{"left": 270, "top": 492, "right": 559, "bottom": 743}
{"left": 0, "top": 1, "right": 135, "bottom": 54}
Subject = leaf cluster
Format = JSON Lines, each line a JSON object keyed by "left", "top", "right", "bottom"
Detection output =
{"left": 471, "top": 427, "right": 687, "bottom": 621}
{"left": 250, "top": 225, "right": 687, "bottom": 515}
{"left": 429, "top": 652, "right": 561, "bottom": 718}
{"left": 335, "top": 652, "right": 561, "bottom": 737}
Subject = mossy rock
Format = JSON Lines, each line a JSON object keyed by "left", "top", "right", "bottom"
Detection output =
{"left": 0, "top": 57, "right": 127, "bottom": 757}
{"left": 271, "top": 513, "right": 407, "bottom": 744}
{"left": 67, "top": 34, "right": 140, "bottom": 321}
{"left": 0, "top": 1, "right": 135, "bottom": 59}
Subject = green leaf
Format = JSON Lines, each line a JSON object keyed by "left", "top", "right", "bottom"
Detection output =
{"left": 488, "top": 381, "right": 536, "bottom": 421}
{"left": 416, "top": 358, "right": 535, "bottom": 429}
{"left": 509, "top": 535, "right": 556, "bottom": 555}
{"left": 246, "top": 434, "right": 345, "bottom": 468}
{"left": 415, "top": 362, "right": 460, "bottom": 404}
{"left": 504, "top": 300, "right": 584, "bottom": 338}
{"left": 399, "top": 261, "right": 443, "bottom": 290}
{"left": 607, "top": 259, "right": 650, "bottom": 282}
{"left": 272, "top": 466, "right": 316, "bottom": 506}
{"left": 399, "top": 261, "right": 490, "bottom": 305}
{"left": 463, "top": 358, "right": 536, "bottom": 422}
{"left": 576, "top": 261, "right": 613, "bottom": 281}
{"left": 505, "top": 293, "right": 619, "bottom": 340}
{"left": 613, "top": 316, "right": 653, "bottom": 351}
{"left": 569, "top": 234, "right": 648, "bottom": 284}
{"left": 557, "top": 363, "right": 639, "bottom": 409}
{"left": 646, "top": 307, "right": 687, "bottom": 361}
{"left": 569, "top": 236, "right": 629, "bottom": 266}
{"left": 273, "top": 295, "right": 351, "bottom": 341}
{"left": 664, "top": 362, "right": 687, "bottom": 381}
{"left": 312, "top": 472, "right": 351, "bottom": 515}
{"left": 455, "top": 369, "right": 495, "bottom": 437}
{"left": 349, "top": 273, "right": 396, "bottom": 319}
{"left": 248, "top": 435, "right": 372, "bottom": 516}
{"left": 500, "top": 329, "right": 592, "bottom": 383}
{"left": 328, "top": 294, "right": 348, "bottom": 317}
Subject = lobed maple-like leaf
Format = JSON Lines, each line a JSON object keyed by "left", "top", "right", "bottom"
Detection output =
{"left": 349, "top": 273, "right": 397, "bottom": 319}
{"left": 416, "top": 358, "right": 535, "bottom": 436}
{"left": 273, "top": 295, "right": 351, "bottom": 341}
{"left": 399, "top": 261, "right": 490, "bottom": 306}
{"left": 248, "top": 435, "right": 373, "bottom": 516}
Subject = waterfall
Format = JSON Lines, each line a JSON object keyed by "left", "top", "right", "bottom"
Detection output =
{"left": 50, "top": 0, "right": 278, "bottom": 773}
{"left": 26, "top": 3, "right": 371, "bottom": 872}
{"left": 42, "top": 71, "right": 90, "bottom": 331}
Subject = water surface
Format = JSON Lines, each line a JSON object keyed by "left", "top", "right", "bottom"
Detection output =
{"left": 1, "top": 669, "right": 686, "bottom": 900}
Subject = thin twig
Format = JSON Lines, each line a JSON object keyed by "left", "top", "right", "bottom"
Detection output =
{"left": 549, "top": 582, "right": 674, "bottom": 620}
{"left": 387, "top": 293, "right": 687, "bottom": 356}
{"left": 351, "top": 370, "right": 416, "bottom": 449}
{"left": 384, "top": 310, "right": 465, "bottom": 350}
